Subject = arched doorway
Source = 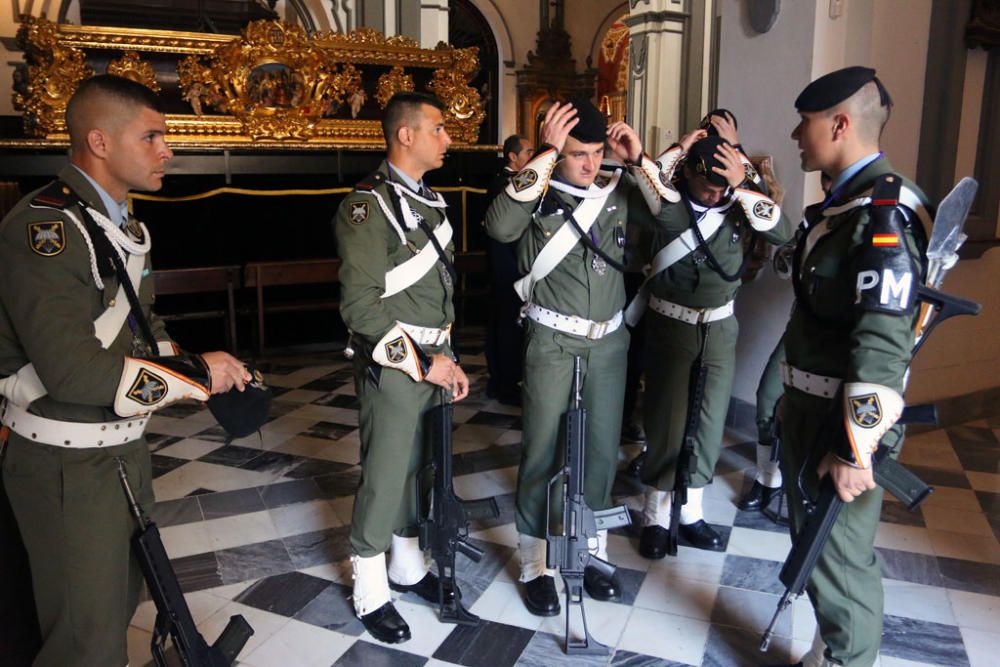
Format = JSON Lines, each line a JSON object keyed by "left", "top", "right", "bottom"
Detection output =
{"left": 449, "top": 0, "right": 500, "bottom": 144}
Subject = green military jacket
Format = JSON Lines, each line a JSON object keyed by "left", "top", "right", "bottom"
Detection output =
{"left": 784, "top": 158, "right": 928, "bottom": 392}
{"left": 485, "top": 170, "right": 634, "bottom": 323}
{"left": 334, "top": 160, "right": 455, "bottom": 348}
{"left": 0, "top": 165, "right": 170, "bottom": 423}
{"left": 634, "top": 183, "right": 793, "bottom": 309}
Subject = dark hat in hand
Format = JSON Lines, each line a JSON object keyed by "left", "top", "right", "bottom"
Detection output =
{"left": 207, "top": 365, "right": 272, "bottom": 442}
{"left": 795, "top": 66, "right": 892, "bottom": 112}
{"left": 566, "top": 96, "right": 608, "bottom": 145}
{"left": 700, "top": 108, "right": 737, "bottom": 135}
{"left": 686, "top": 136, "right": 732, "bottom": 187}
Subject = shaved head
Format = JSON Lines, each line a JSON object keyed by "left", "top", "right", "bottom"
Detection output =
{"left": 66, "top": 75, "right": 164, "bottom": 152}
{"left": 829, "top": 81, "right": 891, "bottom": 145}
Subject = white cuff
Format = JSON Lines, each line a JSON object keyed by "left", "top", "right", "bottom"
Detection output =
{"left": 505, "top": 147, "right": 558, "bottom": 202}
{"left": 733, "top": 187, "right": 781, "bottom": 232}
{"left": 371, "top": 323, "right": 428, "bottom": 382}
{"left": 114, "top": 357, "right": 209, "bottom": 417}
{"left": 631, "top": 153, "right": 680, "bottom": 215}
{"left": 843, "top": 382, "right": 903, "bottom": 469}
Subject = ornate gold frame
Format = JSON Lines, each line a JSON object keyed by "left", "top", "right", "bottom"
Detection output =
{"left": 9, "top": 16, "right": 489, "bottom": 150}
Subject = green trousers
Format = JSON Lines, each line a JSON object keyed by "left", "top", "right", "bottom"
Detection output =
{"left": 641, "top": 312, "right": 739, "bottom": 490}
{"left": 781, "top": 390, "right": 896, "bottom": 667}
{"left": 2, "top": 434, "right": 152, "bottom": 667}
{"left": 350, "top": 358, "right": 439, "bottom": 557}
{"left": 756, "top": 336, "right": 786, "bottom": 444}
{"left": 515, "top": 321, "right": 628, "bottom": 539}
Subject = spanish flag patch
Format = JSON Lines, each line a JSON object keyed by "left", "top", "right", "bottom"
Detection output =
{"left": 872, "top": 233, "right": 899, "bottom": 247}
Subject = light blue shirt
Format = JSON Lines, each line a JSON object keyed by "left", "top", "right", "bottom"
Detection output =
{"left": 387, "top": 161, "right": 424, "bottom": 194}
{"left": 830, "top": 152, "right": 882, "bottom": 195}
{"left": 72, "top": 165, "right": 129, "bottom": 228}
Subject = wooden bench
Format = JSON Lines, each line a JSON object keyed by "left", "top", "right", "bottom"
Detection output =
{"left": 243, "top": 258, "right": 342, "bottom": 353}
{"left": 153, "top": 265, "right": 240, "bottom": 352}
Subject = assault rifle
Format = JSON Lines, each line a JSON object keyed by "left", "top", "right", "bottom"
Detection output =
{"left": 116, "top": 459, "right": 253, "bottom": 666}
{"left": 547, "top": 357, "right": 632, "bottom": 654}
{"left": 760, "top": 286, "right": 980, "bottom": 651}
{"left": 418, "top": 388, "right": 499, "bottom": 625}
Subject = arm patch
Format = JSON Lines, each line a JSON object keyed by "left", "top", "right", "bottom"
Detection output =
{"left": 853, "top": 175, "right": 919, "bottom": 315}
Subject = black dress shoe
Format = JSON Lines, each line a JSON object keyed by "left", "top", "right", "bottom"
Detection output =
{"left": 389, "top": 572, "right": 457, "bottom": 605}
{"left": 679, "top": 520, "right": 725, "bottom": 551}
{"left": 583, "top": 565, "right": 621, "bottom": 602}
{"left": 359, "top": 602, "right": 411, "bottom": 644}
{"left": 522, "top": 575, "right": 560, "bottom": 616}
{"left": 738, "top": 480, "right": 782, "bottom": 511}
{"left": 639, "top": 525, "right": 673, "bottom": 559}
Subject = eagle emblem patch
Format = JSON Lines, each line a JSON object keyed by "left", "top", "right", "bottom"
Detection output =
{"left": 744, "top": 162, "right": 759, "bottom": 183}
{"left": 512, "top": 169, "right": 538, "bottom": 192}
{"left": 127, "top": 369, "right": 168, "bottom": 406}
{"left": 349, "top": 200, "right": 370, "bottom": 225}
{"left": 753, "top": 200, "right": 775, "bottom": 220}
{"left": 384, "top": 336, "right": 407, "bottom": 363}
{"left": 849, "top": 393, "right": 883, "bottom": 428}
{"left": 28, "top": 221, "right": 66, "bottom": 257}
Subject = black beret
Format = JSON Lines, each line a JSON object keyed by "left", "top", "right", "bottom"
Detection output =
{"left": 566, "top": 96, "right": 607, "bottom": 144}
{"left": 207, "top": 365, "right": 272, "bottom": 442}
{"left": 795, "top": 66, "right": 893, "bottom": 112}
{"left": 700, "top": 108, "right": 738, "bottom": 135}
{"left": 686, "top": 136, "right": 731, "bottom": 187}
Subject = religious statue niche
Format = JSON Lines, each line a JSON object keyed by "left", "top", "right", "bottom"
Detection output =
{"left": 9, "top": 16, "right": 488, "bottom": 149}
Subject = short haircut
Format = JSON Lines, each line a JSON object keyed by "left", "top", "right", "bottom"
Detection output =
{"left": 502, "top": 134, "right": 525, "bottom": 163}
{"left": 66, "top": 75, "right": 164, "bottom": 148}
{"left": 830, "top": 80, "right": 891, "bottom": 144}
{"left": 382, "top": 92, "right": 446, "bottom": 145}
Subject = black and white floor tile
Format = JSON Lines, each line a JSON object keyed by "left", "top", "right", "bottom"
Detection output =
{"left": 128, "top": 348, "right": 1000, "bottom": 667}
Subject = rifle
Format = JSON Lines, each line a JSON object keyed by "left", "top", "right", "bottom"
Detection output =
{"left": 668, "top": 322, "right": 711, "bottom": 554}
{"left": 116, "top": 459, "right": 253, "bottom": 666}
{"left": 760, "top": 286, "right": 980, "bottom": 652}
{"left": 417, "top": 388, "right": 499, "bottom": 625}
{"left": 546, "top": 357, "right": 632, "bottom": 655}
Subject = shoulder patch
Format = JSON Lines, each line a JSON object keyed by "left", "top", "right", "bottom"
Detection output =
{"left": 30, "top": 181, "right": 74, "bottom": 210}
{"left": 349, "top": 200, "right": 370, "bottom": 225}
{"left": 511, "top": 169, "right": 538, "bottom": 193}
{"left": 853, "top": 174, "right": 918, "bottom": 315}
{"left": 28, "top": 220, "right": 67, "bottom": 257}
{"left": 355, "top": 170, "right": 386, "bottom": 192}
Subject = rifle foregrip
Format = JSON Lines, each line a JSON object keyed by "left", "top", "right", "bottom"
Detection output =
{"left": 875, "top": 458, "right": 933, "bottom": 510}
{"left": 214, "top": 614, "right": 254, "bottom": 664}
{"left": 457, "top": 539, "right": 485, "bottom": 562}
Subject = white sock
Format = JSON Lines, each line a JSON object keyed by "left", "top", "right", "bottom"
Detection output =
{"left": 387, "top": 535, "right": 428, "bottom": 586}
{"left": 801, "top": 626, "right": 841, "bottom": 667}
{"left": 755, "top": 444, "right": 782, "bottom": 488}
{"left": 679, "top": 486, "right": 705, "bottom": 525}
{"left": 518, "top": 533, "right": 556, "bottom": 582}
{"left": 351, "top": 552, "right": 391, "bottom": 616}
{"left": 642, "top": 487, "right": 671, "bottom": 528}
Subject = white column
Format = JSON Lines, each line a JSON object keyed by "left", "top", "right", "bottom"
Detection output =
{"left": 419, "top": 0, "right": 449, "bottom": 48}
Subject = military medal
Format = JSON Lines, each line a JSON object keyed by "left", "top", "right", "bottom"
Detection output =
{"left": 615, "top": 226, "right": 626, "bottom": 248}
{"left": 591, "top": 255, "right": 608, "bottom": 275}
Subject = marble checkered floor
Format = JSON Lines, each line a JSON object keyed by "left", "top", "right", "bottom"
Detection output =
{"left": 128, "top": 348, "right": 1000, "bottom": 667}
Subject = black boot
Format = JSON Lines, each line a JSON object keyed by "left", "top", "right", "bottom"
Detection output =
{"left": 679, "top": 520, "right": 724, "bottom": 551}
{"left": 738, "top": 480, "right": 782, "bottom": 511}
{"left": 522, "top": 575, "right": 560, "bottom": 616}
{"left": 359, "top": 602, "right": 411, "bottom": 644}
{"left": 389, "top": 572, "right": 457, "bottom": 604}
{"left": 583, "top": 565, "right": 621, "bottom": 602}
{"left": 638, "top": 525, "right": 671, "bottom": 560}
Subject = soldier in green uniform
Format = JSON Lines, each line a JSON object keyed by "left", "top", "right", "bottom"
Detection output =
{"left": 776, "top": 67, "right": 930, "bottom": 667}
{"left": 334, "top": 92, "right": 470, "bottom": 644}
{"left": 0, "top": 75, "right": 250, "bottom": 667}
{"left": 626, "top": 127, "right": 793, "bottom": 557}
{"left": 485, "top": 98, "right": 673, "bottom": 615}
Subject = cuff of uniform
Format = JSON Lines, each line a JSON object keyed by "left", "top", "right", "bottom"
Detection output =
{"left": 504, "top": 146, "right": 558, "bottom": 203}
{"left": 114, "top": 354, "right": 211, "bottom": 418}
{"left": 631, "top": 153, "right": 680, "bottom": 215}
{"left": 371, "top": 323, "right": 432, "bottom": 382}
{"left": 654, "top": 145, "right": 685, "bottom": 185}
{"left": 733, "top": 187, "right": 781, "bottom": 232}
{"left": 840, "top": 382, "right": 904, "bottom": 469}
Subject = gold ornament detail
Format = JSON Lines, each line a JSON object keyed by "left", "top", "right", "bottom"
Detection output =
{"left": 375, "top": 66, "right": 415, "bottom": 108}
{"left": 12, "top": 16, "right": 93, "bottom": 137}
{"left": 106, "top": 51, "right": 160, "bottom": 92}
{"left": 426, "top": 46, "right": 485, "bottom": 143}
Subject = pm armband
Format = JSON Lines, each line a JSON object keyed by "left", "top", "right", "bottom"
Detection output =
{"left": 371, "top": 323, "right": 432, "bottom": 382}
{"left": 114, "top": 355, "right": 211, "bottom": 417}
{"left": 838, "top": 382, "right": 904, "bottom": 469}
{"left": 733, "top": 188, "right": 781, "bottom": 232}
{"left": 854, "top": 187, "right": 919, "bottom": 315}
{"left": 631, "top": 153, "right": 680, "bottom": 215}
{"left": 505, "top": 146, "right": 558, "bottom": 203}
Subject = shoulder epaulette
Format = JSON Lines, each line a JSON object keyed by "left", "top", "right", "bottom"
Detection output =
{"left": 870, "top": 173, "right": 903, "bottom": 211}
{"left": 30, "top": 180, "right": 76, "bottom": 210}
{"left": 355, "top": 170, "right": 386, "bottom": 192}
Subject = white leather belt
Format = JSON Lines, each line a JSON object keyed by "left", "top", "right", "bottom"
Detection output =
{"left": 524, "top": 303, "right": 623, "bottom": 340}
{"left": 780, "top": 362, "right": 842, "bottom": 399}
{"left": 1, "top": 400, "right": 149, "bottom": 449}
{"left": 648, "top": 296, "right": 735, "bottom": 324}
{"left": 398, "top": 322, "right": 451, "bottom": 346}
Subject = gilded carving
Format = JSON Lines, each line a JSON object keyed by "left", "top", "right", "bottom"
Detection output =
{"left": 106, "top": 52, "right": 160, "bottom": 92}
{"left": 427, "top": 46, "right": 485, "bottom": 143}
{"left": 375, "top": 66, "right": 415, "bottom": 109}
